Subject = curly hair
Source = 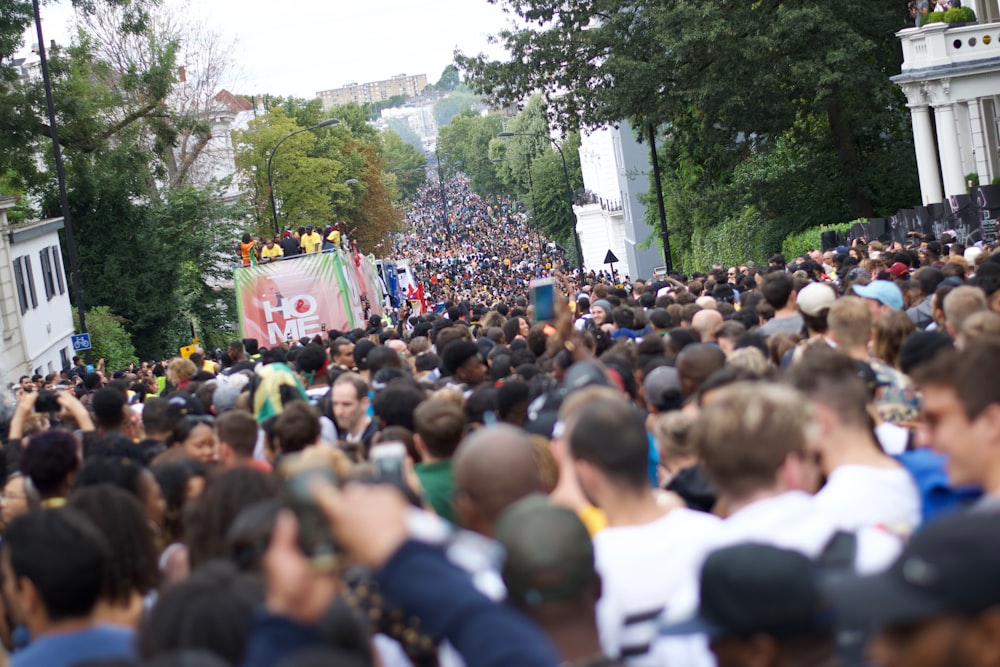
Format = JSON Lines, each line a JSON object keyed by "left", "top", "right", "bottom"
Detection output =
{"left": 69, "top": 484, "right": 159, "bottom": 604}
{"left": 185, "top": 468, "right": 278, "bottom": 570}
{"left": 19, "top": 430, "right": 80, "bottom": 498}
{"left": 73, "top": 455, "right": 147, "bottom": 499}
{"left": 138, "top": 560, "right": 262, "bottom": 665}
{"left": 152, "top": 459, "right": 209, "bottom": 544}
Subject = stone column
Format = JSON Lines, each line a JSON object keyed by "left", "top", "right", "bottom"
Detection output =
{"left": 934, "top": 103, "right": 968, "bottom": 197}
{"left": 965, "top": 99, "right": 993, "bottom": 184}
{"left": 909, "top": 104, "right": 944, "bottom": 204}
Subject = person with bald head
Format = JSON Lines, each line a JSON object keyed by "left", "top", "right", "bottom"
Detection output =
{"left": 676, "top": 344, "right": 726, "bottom": 398}
{"left": 690, "top": 309, "right": 722, "bottom": 343}
{"left": 452, "top": 424, "right": 544, "bottom": 536}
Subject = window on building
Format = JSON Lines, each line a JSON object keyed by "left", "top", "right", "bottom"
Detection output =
{"left": 60, "top": 347, "right": 70, "bottom": 371}
{"left": 13, "top": 257, "right": 28, "bottom": 314}
{"left": 23, "top": 255, "right": 37, "bottom": 310}
{"left": 39, "top": 248, "right": 54, "bottom": 299}
{"left": 50, "top": 246, "right": 66, "bottom": 295}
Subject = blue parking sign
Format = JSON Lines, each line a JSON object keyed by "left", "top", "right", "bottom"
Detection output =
{"left": 71, "top": 333, "right": 92, "bottom": 351}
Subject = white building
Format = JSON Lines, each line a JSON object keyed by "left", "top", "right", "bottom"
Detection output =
{"left": 183, "top": 90, "right": 259, "bottom": 203}
{"left": 574, "top": 121, "right": 665, "bottom": 279}
{"left": 381, "top": 104, "right": 439, "bottom": 142}
{"left": 894, "top": 13, "right": 1000, "bottom": 203}
{"left": 0, "top": 199, "right": 75, "bottom": 383}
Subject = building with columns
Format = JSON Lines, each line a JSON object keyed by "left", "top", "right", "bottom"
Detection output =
{"left": 895, "top": 17, "right": 1000, "bottom": 203}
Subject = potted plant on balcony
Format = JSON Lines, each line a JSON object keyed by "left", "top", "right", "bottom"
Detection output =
{"left": 920, "top": 6, "right": 976, "bottom": 26}
{"left": 945, "top": 6, "right": 977, "bottom": 24}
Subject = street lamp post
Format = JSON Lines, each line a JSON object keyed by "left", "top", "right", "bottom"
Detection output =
{"left": 267, "top": 118, "right": 340, "bottom": 236}
{"left": 498, "top": 131, "right": 584, "bottom": 273}
{"left": 434, "top": 148, "right": 461, "bottom": 229}
{"left": 32, "top": 0, "right": 90, "bottom": 362}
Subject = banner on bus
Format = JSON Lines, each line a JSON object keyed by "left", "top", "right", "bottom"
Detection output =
{"left": 234, "top": 251, "right": 385, "bottom": 346}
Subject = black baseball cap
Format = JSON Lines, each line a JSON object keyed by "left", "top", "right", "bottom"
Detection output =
{"left": 829, "top": 511, "right": 1000, "bottom": 628}
{"left": 661, "top": 543, "right": 833, "bottom": 640}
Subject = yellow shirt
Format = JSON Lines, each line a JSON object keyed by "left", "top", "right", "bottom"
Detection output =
{"left": 577, "top": 504, "right": 607, "bottom": 536}
{"left": 326, "top": 230, "right": 341, "bottom": 248}
{"left": 261, "top": 244, "right": 284, "bottom": 259}
{"left": 302, "top": 231, "right": 322, "bottom": 253}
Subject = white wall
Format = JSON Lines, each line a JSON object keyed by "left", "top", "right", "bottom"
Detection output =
{"left": 579, "top": 127, "right": 621, "bottom": 200}
{"left": 8, "top": 219, "right": 74, "bottom": 376}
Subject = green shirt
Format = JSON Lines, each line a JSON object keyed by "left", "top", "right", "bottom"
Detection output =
{"left": 415, "top": 459, "right": 456, "bottom": 524}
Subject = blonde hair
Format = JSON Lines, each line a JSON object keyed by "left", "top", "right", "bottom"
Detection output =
{"left": 691, "top": 383, "right": 814, "bottom": 499}
{"left": 650, "top": 411, "right": 696, "bottom": 463}
{"left": 167, "top": 357, "right": 197, "bottom": 386}
{"left": 726, "top": 347, "right": 769, "bottom": 375}
{"left": 958, "top": 310, "right": 1000, "bottom": 348}
{"left": 828, "top": 297, "right": 871, "bottom": 348}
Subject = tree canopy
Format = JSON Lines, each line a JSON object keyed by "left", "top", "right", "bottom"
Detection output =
{"left": 456, "top": 0, "right": 920, "bottom": 270}
{"left": 1, "top": 0, "right": 243, "bottom": 357}
{"left": 231, "top": 104, "right": 403, "bottom": 254}
{"left": 436, "top": 96, "right": 584, "bottom": 258}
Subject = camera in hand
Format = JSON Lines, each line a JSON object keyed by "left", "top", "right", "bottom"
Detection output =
{"left": 281, "top": 456, "right": 339, "bottom": 571}
{"left": 35, "top": 391, "right": 60, "bottom": 413}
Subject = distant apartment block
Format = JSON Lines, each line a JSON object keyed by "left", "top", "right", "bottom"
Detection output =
{"left": 318, "top": 74, "right": 428, "bottom": 109}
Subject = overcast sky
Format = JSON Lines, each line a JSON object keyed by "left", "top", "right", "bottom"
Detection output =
{"left": 23, "top": 0, "right": 513, "bottom": 98}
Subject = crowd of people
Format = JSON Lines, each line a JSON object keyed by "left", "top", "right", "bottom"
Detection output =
{"left": 397, "top": 176, "right": 564, "bottom": 305}
{"left": 235, "top": 224, "right": 345, "bottom": 267}
{"left": 2, "top": 190, "right": 1000, "bottom": 667}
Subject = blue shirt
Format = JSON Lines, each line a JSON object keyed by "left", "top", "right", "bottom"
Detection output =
{"left": 13, "top": 625, "right": 136, "bottom": 667}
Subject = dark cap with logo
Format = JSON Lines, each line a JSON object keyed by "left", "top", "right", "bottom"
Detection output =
{"left": 661, "top": 543, "right": 833, "bottom": 640}
{"left": 829, "top": 511, "right": 1000, "bottom": 628}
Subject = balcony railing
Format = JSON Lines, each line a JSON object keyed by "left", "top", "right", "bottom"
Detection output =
{"left": 575, "top": 190, "right": 623, "bottom": 212}
{"left": 898, "top": 21, "right": 1000, "bottom": 72}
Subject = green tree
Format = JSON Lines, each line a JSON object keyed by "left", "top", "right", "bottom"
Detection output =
{"left": 232, "top": 109, "right": 350, "bottom": 234}
{"left": 386, "top": 119, "right": 424, "bottom": 153}
{"left": 434, "top": 64, "right": 460, "bottom": 91}
{"left": 364, "top": 95, "right": 407, "bottom": 120}
{"left": 150, "top": 182, "right": 242, "bottom": 350}
{"left": 436, "top": 112, "right": 505, "bottom": 196}
{"left": 457, "top": 0, "right": 920, "bottom": 271}
{"left": 489, "top": 95, "right": 551, "bottom": 197}
{"left": 346, "top": 140, "right": 403, "bottom": 255}
{"left": 528, "top": 132, "right": 584, "bottom": 254}
{"left": 2, "top": 2, "right": 251, "bottom": 358}
{"left": 382, "top": 130, "right": 427, "bottom": 203}
{"left": 74, "top": 306, "right": 138, "bottom": 370}
{"left": 433, "top": 91, "right": 482, "bottom": 127}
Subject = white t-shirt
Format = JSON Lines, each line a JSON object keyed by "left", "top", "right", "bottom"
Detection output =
{"left": 814, "top": 465, "right": 921, "bottom": 535}
{"left": 654, "top": 492, "right": 903, "bottom": 667}
{"left": 875, "top": 421, "right": 910, "bottom": 456}
{"left": 594, "top": 508, "right": 721, "bottom": 665}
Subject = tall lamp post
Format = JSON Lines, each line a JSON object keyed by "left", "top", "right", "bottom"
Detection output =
{"left": 498, "top": 131, "right": 584, "bottom": 273}
{"left": 434, "top": 148, "right": 461, "bottom": 229}
{"left": 31, "top": 0, "right": 90, "bottom": 362}
{"left": 267, "top": 118, "right": 339, "bottom": 236}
